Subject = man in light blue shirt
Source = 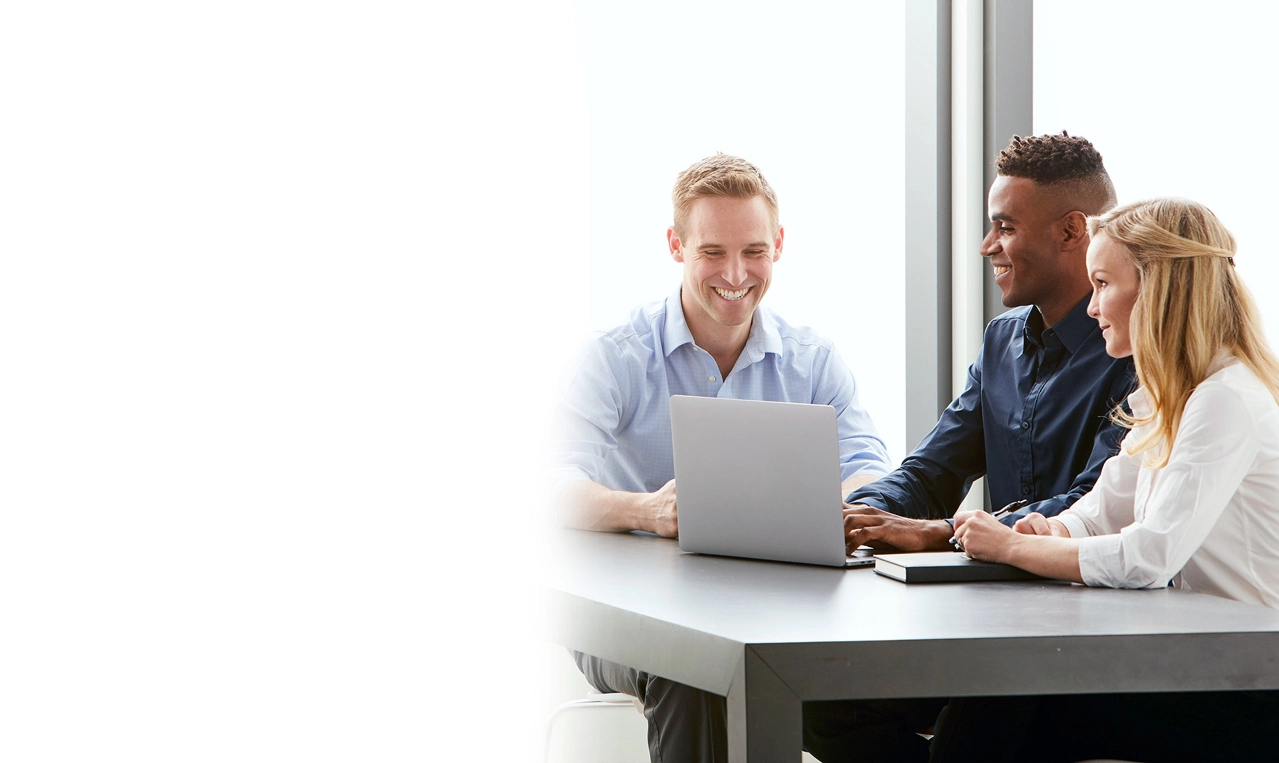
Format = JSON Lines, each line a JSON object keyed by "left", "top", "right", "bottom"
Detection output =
{"left": 553, "top": 153, "right": 890, "bottom": 763}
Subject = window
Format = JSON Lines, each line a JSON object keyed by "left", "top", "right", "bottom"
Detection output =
{"left": 576, "top": 0, "right": 909, "bottom": 459}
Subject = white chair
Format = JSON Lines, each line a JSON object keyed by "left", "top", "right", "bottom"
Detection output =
{"left": 543, "top": 688, "right": 646, "bottom": 763}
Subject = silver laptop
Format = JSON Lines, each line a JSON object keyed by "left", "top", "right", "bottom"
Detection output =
{"left": 670, "top": 395, "right": 874, "bottom": 568}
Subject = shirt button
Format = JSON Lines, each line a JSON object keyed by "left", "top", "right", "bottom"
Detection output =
{"left": 1020, "top": 421, "right": 1030, "bottom": 429}
{"left": 708, "top": 376, "right": 715, "bottom": 382}
{"left": 1022, "top": 486, "right": 1031, "bottom": 495}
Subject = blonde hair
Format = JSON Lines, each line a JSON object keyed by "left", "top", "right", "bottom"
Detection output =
{"left": 1089, "top": 198, "right": 1279, "bottom": 467}
{"left": 672, "top": 154, "right": 779, "bottom": 237}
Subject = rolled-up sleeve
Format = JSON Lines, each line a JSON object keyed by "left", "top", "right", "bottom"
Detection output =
{"left": 814, "top": 346, "right": 892, "bottom": 481}
{"left": 1055, "top": 431, "right": 1140, "bottom": 539}
{"left": 551, "top": 337, "right": 630, "bottom": 500}
{"left": 1075, "top": 384, "right": 1260, "bottom": 589}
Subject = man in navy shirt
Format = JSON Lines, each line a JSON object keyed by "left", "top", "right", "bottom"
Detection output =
{"left": 805, "top": 133, "right": 1137, "bottom": 762}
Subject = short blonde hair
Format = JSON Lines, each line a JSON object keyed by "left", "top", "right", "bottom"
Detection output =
{"left": 671, "top": 154, "right": 779, "bottom": 237}
{"left": 1090, "top": 198, "right": 1279, "bottom": 467}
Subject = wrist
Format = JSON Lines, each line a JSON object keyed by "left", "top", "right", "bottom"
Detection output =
{"left": 925, "top": 519, "right": 955, "bottom": 551}
{"left": 1001, "top": 531, "right": 1035, "bottom": 566}
{"left": 628, "top": 491, "right": 659, "bottom": 534}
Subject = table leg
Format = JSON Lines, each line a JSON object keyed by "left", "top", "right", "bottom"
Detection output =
{"left": 726, "top": 646, "right": 802, "bottom": 762}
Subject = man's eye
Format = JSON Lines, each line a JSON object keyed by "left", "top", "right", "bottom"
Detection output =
{"left": 1000, "top": 226, "right": 1013, "bottom": 234}
{"left": 746, "top": 250, "right": 766, "bottom": 256}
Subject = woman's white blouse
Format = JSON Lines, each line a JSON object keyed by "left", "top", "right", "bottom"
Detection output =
{"left": 1055, "top": 358, "right": 1279, "bottom": 607}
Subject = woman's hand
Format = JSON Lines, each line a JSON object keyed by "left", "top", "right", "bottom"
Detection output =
{"left": 952, "top": 510, "right": 1019, "bottom": 563}
{"left": 1014, "top": 513, "right": 1070, "bottom": 538}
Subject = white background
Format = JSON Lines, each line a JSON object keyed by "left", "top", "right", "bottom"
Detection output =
{"left": 3, "top": 1, "right": 587, "bottom": 759}
{"left": 1, "top": 0, "right": 905, "bottom": 759}
{"left": 1035, "top": 1, "right": 1279, "bottom": 339}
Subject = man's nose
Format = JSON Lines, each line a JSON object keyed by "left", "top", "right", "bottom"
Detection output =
{"left": 724, "top": 255, "right": 748, "bottom": 286}
{"left": 979, "top": 228, "right": 998, "bottom": 258}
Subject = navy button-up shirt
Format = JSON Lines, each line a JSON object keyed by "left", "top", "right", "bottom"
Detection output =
{"left": 847, "top": 295, "right": 1136, "bottom": 525}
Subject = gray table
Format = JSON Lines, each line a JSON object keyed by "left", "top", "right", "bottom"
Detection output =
{"left": 546, "top": 529, "right": 1279, "bottom": 762}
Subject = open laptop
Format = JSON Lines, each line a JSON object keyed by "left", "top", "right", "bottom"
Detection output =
{"left": 670, "top": 395, "right": 874, "bottom": 568}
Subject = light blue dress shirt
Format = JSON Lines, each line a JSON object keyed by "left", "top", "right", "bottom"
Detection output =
{"left": 553, "top": 288, "right": 891, "bottom": 498}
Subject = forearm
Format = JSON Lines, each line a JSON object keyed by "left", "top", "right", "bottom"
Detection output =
{"left": 847, "top": 463, "right": 964, "bottom": 519}
{"left": 1001, "top": 533, "right": 1084, "bottom": 584}
{"left": 556, "top": 480, "right": 658, "bottom": 534}
{"left": 841, "top": 472, "right": 879, "bottom": 496}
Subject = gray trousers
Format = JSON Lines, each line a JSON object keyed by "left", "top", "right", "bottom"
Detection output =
{"left": 572, "top": 650, "right": 727, "bottom": 763}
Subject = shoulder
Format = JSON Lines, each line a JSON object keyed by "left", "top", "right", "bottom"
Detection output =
{"left": 1188, "top": 361, "right": 1278, "bottom": 422}
{"left": 1161, "top": 362, "right": 1279, "bottom": 454}
{"left": 983, "top": 305, "right": 1034, "bottom": 339}
{"left": 563, "top": 296, "right": 671, "bottom": 382}
{"left": 587, "top": 295, "right": 669, "bottom": 358}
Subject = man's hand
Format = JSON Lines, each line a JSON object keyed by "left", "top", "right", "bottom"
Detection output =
{"left": 640, "top": 479, "right": 678, "bottom": 538}
{"left": 556, "top": 479, "right": 678, "bottom": 537}
{"left": 843, "top": 504, "right": 954, "bottom": 554}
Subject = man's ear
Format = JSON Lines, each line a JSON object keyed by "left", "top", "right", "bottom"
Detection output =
{"left": 1060, "top": 211, "right": 1089, "bottom": 251}
{"left": 773, "top": 226, "right": 784, "bottom": 262}
{"left": 667, "top": 226, "right": 683, "bottom": 263}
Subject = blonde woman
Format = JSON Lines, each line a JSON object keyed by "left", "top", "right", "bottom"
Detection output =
{"left": 937, "top": 198, "right": 1279, "bottom": 762}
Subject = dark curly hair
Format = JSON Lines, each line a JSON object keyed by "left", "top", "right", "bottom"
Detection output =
{"left": 997, "top": 131, "right": 1116, "bottom": 214}
{"left": 997, "top": 131, "right": 1104, "bottom": 183}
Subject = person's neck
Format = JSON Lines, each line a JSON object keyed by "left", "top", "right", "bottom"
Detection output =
{"left": 1037, "top": 286, "right": 1090, "bottom": 328}
{"left": 681, "top": 293, "right": 752, "bottom": 380}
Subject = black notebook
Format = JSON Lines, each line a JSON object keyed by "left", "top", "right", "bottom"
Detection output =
{"left": 873, "top": 551, "right": 1045, "bottom": 583}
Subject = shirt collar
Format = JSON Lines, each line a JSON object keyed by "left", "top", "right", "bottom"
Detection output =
{"left": 661, "top": 288, "right": 696, "bottom": 357}
{"left": 1023, "top": 293, "right": 1094, "bottom": 355}
{"left": 741, "top": 301, "right": 784, "bottom": 363}
{"left": 661, "top": 287, "right": 783, "bottom": 361}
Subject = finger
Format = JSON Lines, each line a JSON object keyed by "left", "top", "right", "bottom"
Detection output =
{"left": 842, "top": 505, "right": 879, "bottom": 517}
{"left": 849, "top": 526, "right": 899, "bottom": 552}
{"left": 1015, "top": 514, "right": 1047, "bottom": 536}
{"left": 1013, "top": 515, "right": 1040, "bottom": 535}
{"left": 844, "top": 516, "right": 887, "bottom": 534}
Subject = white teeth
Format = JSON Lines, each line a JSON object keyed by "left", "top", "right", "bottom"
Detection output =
{"left": 714, "top": 287, "right": 749, "bottom": 300}
{"left": 993, "top": 266, "right": 1010, "bottom": 275}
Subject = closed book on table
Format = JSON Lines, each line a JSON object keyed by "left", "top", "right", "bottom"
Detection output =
{"left": 873, "top": 551, "right": 1044, "bottom": 583}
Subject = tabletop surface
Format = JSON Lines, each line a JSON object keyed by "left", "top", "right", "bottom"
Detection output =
{"left": 548, "top": 529, "right": 1279, "bottom": 644}
{"left": 547, "top": 529, "right": 1279, "bottom": 699}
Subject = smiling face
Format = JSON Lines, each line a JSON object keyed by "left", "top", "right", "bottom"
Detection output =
{"left": 669, "top": 195, "right": 782, "bottom": 341}
{"left": 981, "top": 175, "right": 1085, "bottom": 324}
{"left": 1086, "top": 232, "right": 1141, "bottom": 358}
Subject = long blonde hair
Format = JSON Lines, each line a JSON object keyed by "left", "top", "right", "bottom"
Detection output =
{"left": 1088, "top": 198, "right": 1279, "bottom": 467}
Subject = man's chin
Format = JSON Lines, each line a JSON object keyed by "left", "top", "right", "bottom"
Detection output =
{"left": 711, "top": 301, "right": 756, "bottom": 325}
{"left": 998, "top": 290, "right": 1026, "bottom": 308}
